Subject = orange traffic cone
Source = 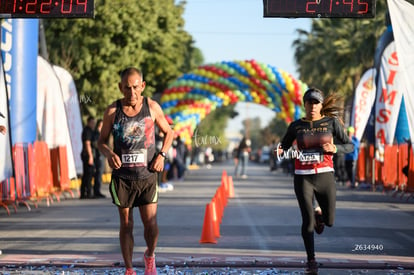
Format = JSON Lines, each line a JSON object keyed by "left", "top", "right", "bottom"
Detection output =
{"left": 199, "top": 203, "right": 218, "bottom": 244}
{"left": 214, "top": 189, "right": 224, "bottom": 221}
{"left": 227, "top": 175, "right": 235, "bottom": 198}
{"left": 221, "top": 170, "right": 228, "bottom": 179}
{"left": 210, "top": 199, "right": 221, "bottom": 238}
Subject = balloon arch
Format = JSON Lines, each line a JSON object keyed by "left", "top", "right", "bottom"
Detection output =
{"left": 160, "top": 60, "right": 308, "bottom": 144}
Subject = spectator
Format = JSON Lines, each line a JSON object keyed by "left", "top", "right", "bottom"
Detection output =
{"left": 234, "top": 136, "right": 251, "bottom": 178}
{"left": 80, "top": 116, "right": 96, "bottom": 199}
{"left": 173, "top": 136, "right": 186, "bottom": 180}
{"left": 93, "top": 119, "right": 106, "bottom": 198}
{"left": 344, "top": 126, "right": 360, "bottom": 188}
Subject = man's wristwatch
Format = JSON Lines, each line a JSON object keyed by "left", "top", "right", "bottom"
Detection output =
{"left": 158, "top": 151, "right": 167, "bottom": 158}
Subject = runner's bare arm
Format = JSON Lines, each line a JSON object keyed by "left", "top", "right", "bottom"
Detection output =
{"left": 98, "top": 102, "right": 122, "bottom": 169}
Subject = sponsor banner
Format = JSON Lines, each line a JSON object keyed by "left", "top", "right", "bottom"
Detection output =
{"left": 374, "top": 41, "right": 403, "bottom": 146}
{"left": 388, "top": 0, "right": 414, "bottom": 152}
{"left": 1, "top": 19, "right": 38, "bottom": 144}
{"left": 364, "top": 26, "right": 393, "bottom": 144}
{"left": 351, "top": 68, "right": 376, "bottom": 141}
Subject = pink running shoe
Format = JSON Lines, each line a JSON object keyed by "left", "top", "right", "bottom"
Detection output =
{"left": 143, "top": 250, "right": 157, "bottom": 275}
{"left": 124, "top": 268, "right": 136, "bottom": 275}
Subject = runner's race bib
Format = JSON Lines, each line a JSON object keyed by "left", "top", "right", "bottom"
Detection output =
{"left": 121, "top": 149, "right": 147, "bottom": 167}
{"left": 299, "top": 151, "right": 322, "bottom": 165}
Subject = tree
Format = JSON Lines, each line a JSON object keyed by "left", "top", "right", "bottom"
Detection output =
{"left": 195, "top": 105, "right": 237, "bottom": 151}
{"left": 263, "top": 116, "right": 287, "bottom": 143}
{"left": 43, "top": 0, "right": 203, "bottom": 119}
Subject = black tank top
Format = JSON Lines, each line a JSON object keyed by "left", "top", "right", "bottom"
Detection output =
{"left": 112, "top": 98, "right": 155, "bottom": 180}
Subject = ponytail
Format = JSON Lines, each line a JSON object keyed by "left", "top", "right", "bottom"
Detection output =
{"left": 321, "top": 93, "right": 344, "bottom": 126}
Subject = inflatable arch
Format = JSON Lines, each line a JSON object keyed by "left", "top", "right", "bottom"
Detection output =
{"left": 160, "top": 60, "right": 308, "bottom": 144}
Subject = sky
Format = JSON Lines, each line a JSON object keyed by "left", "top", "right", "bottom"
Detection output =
{"left": 179, "top": 0, "right": 311, "bottom": 133}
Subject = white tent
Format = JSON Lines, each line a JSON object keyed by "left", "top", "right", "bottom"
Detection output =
{"left": 37, "top": 56, "right": 83, "bottom": 179}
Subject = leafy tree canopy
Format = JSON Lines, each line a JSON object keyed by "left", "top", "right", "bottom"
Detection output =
{"left": 43, "top": 0, "right": 203, "bottom": 120}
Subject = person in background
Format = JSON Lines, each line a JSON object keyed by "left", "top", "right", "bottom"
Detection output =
{"left": 235, "top": 136, "right": 251, "bottom": 178}
{"left": 158, "top": 145, "right": 174, "bottom": 192}
{"left": 344, "top": 126, "right": 360, "bottom": 189}
{"left": 173, "top": 135, "right": 186, "bottom": 180}
{"left": 269, "top": 139, "right": 279, "bottom": 171}
{"left": 93, "top": 119, "right": 106, "bottom": 198}
{"left": 98, "top": 67, "right": 173, "bottom": 275}
{"left": 277, "top": 88, "right": 353, "bottom": 274}
{"left": 204, "top": 146, "right": 214, "bottom": 168}
{"left": 232, "top": 146, "right": 239, "bottom": 174}
{"left": 80, "top": 116, "right": 96, "bottom": 199}
{"left": 333, "top": 132, "right": 347, "bottom": 186}
{"left": 156, "top": 130, "right": 174, "bottom": 192}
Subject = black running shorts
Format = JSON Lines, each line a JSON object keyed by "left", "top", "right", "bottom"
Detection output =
{"left": 109, "top": 173, "right": 158, "bottom": 208}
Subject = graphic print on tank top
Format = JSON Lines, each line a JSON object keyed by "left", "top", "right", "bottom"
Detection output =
{"left": 113, "top": 107, "right": 155, "bottom": 169}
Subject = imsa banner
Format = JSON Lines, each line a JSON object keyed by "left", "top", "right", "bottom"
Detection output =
{"left": 374, "top": 41, "right": 403, "bottom": 146}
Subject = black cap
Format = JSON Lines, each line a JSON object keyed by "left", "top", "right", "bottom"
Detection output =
{"left": 303, "top": 88, "right": 324, "bottom": 103}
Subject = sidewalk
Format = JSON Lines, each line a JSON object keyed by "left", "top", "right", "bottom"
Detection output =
{"left": 1, "top": 161, "right": 413, "bottom": 274}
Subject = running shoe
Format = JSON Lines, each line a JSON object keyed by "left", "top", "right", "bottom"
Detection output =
{"left": 159, "top": 182, "right": 174, "bottom": 192}
{"left": 305, "top": 259, "right": 318, "bottom": 274}
{"left": 314, "top": 208, "right": 325, "bottom": 235}
{"left": 124, "top": 268, "right": 136, "bottom": 275}
{"left": 143, "top": 250, "right": 157, "bottom": 275}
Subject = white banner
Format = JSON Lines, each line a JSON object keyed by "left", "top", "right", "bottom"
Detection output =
{"left": 374, "top": 41, "right": 404, "bottom": 145}
{"left": 0, "top": 61, "right": 13, "bottom": 182}
{"left": 388, "top": 0, "right": 414, "bottom": 152}
{"left": 37, "top": 56, "right": 77, "bottom": 179}
{"left": 53, "top": 65, "right": 83, "bottom": 177}
{"left": 352, "top": 68, "right": 376, "bottom": 141}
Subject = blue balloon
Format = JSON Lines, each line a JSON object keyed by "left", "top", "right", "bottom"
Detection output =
{"left": 294, "top": 105, "right": 302, "bottom": 120}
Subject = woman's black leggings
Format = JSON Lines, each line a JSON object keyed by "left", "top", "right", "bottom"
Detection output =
{"left": 294, "top": 172, "right": 336, "bottom": 261}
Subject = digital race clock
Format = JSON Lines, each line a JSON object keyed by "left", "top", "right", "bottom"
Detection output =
{"left": 263, "top": 0, "right": 376, "bottom": 18}
{"left": 0, "top": 0, "right": 94, "bottom": 18}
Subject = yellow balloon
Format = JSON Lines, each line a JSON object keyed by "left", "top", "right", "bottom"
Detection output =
{"left": 287, "top": 82, "right": 294, "bottom": 93}
{"left": 163, "top": 94, "right": 171, "bottom": 102}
